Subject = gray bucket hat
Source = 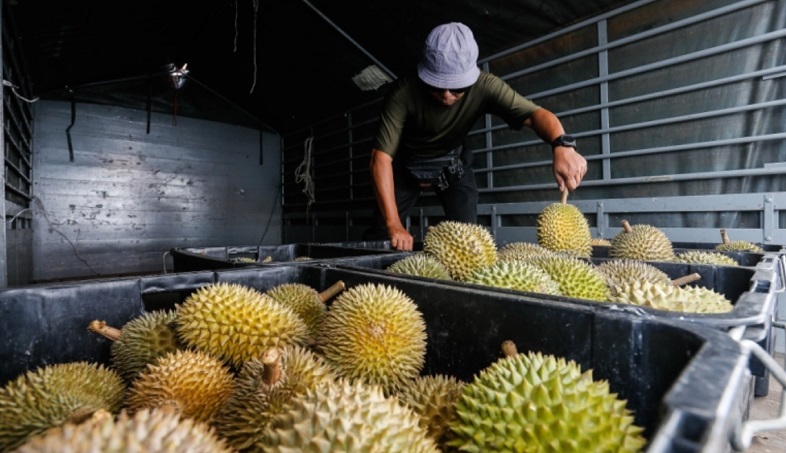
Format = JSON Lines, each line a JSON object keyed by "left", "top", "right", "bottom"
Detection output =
{"left": 417, "top": 22, "right": 480, "bottom": 89}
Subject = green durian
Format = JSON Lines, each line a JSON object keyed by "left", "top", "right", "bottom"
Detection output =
{"left": 608, "top": 279, "right": 734, "bottom": 313}
{"left": 396, "top": 375, "right": 465, "bottom": 451}
{"left": 595, "top": 259, "right": 671, "bottom": 288}
{"left": 610, "top": 220, "right": 675, "bottom": 262}
{"left": 715, "top": 229, "right": 764, "bottom": 253}
{"left": 387, "top": 253, "right": 454, "bottom": 280}
{"left": 423, "top": 220, "right": 498, "bottom": 281}
{"left": 465, "top": 261, "right": 562, "bottom": 296}
{"left": 497, "top": 242, "right": 555, "bottom": 262}
{"left": 677, "top": 250, "right": 739, "bottom": 266}
{"left": 536, "top": 190, "right": 592, "bottom": 258}
{"left": 266, "top": 281, "right": 344, "bottom": 338}
{"left": 526, "top": 254, "right": 609, "bottom": 301}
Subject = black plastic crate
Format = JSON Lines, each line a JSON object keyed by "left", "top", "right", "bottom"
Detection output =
{"left": 0, "top": 265, "right": 752, "bottom": 452}
{"left": 168, "top": 243, "right": 400, "bottom": 272}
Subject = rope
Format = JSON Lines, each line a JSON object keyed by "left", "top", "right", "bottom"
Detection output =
{"left": 2, "top": 79, "right": 39, "bottom": 103}
{"left": 249, "top": 0, "right": 260, "bottom": 93}
{"left": 295, "top": 137, "right": 316, "bottom": 208}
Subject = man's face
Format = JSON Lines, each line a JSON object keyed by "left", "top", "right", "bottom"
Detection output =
{"left": 428, "top": 88, "right": 466, "bottom": 106}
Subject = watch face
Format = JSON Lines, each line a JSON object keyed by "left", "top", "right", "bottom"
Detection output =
{"left": 553, "top": 135, "right": 576, "bottom": 147}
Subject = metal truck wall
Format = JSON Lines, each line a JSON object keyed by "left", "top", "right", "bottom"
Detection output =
{"left": 280, "top": 0, "right": 786, "bottom": 242}
{"left": 30, "top": 101, "right": 282, "bottom": 283}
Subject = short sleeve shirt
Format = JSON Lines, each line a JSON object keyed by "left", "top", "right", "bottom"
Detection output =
{"left": 373, "top": 71, "right": 541, "bottom": 159}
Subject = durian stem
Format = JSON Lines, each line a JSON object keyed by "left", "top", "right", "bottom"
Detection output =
{"left": 672, "top": 273, "right": 702, "bottom": 287}
{"left": 621, "top": 220, "right": 633, "bottom": 233}
{"left": 720, "top": 228, "right": 730, "bottom": 245}
{"left": 87, "top": 320, "right": 122, "bottom": 341}
{"left": 560, "top": 188, "right": 568, "bottom": 204}
{"left": 319, "top": 280, "right": 346, "bottom": 303}
{"left": 66, "top": 406, "right": 101, "bottom": 425}
{"left": 501, "top": 340, "right": 518, "bottom": 357}
{"left": 261, "top": 347, "right": 282, "bottom": 385}
{"left": 261, "top": 255, "right": 273, "bottom": 263}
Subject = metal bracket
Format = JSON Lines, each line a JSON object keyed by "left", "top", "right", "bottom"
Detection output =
{"left": 730, "top": 321, "right": 786, "bottom": 450}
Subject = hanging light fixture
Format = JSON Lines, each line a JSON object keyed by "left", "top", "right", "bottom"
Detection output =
{"left": 168, "top": 63, "right": 189, "bottom": 90}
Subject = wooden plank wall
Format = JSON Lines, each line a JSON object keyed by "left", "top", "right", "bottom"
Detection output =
{"left": 31, "top": 101, "right": 281, "bottom": 282}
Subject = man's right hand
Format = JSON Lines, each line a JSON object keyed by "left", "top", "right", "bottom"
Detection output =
{"left": 388, "top": 224, "right": 414, "bottom": 251}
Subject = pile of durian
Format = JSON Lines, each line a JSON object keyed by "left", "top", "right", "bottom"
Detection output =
{"left": 385, "top": 190, "right": 752, "bottom": 314}
{"left": 0, "top": 277, "right": 647, "bottom": 452}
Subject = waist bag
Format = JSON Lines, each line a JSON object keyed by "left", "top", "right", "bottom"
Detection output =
{"left": 404, "top": 146, "right": 465, "bottom": 190}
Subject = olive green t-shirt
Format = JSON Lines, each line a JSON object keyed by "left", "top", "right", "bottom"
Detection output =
{"left": 373, "top": 71, "right": 541, "bottom": 159}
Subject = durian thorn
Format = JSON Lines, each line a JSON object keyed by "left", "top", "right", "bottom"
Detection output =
{"left": 261, "top": 347, "right": 282, "bottom": 385}
{"left": 621, "top": 219, "right": 633, "bottom": 233}
{"left": 720, "top": 228, "right": 730, "bottom": 245}
{"left": 319, "top": 280, "right": 346, "bottom": 303}
{"left": 501, "top": 340, "right": 518, "bottom": 357}
{"left": 560, "top": 188, "right": 568, "bottom": 204}
{"left": 672, "top": 273, "right": 702, "bottom": 287}
{"left": 87, "top": 319, "right": 121, "bottom": 341}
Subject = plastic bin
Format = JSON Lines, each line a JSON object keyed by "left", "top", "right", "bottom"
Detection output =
{"left": 167, "top": 243, "right": 401, "bottom": 273}
{"left": 0, "top": 264, "right": 754, "bottom": 452}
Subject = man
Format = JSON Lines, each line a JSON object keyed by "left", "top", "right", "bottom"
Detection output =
{"left": 365, "top": 22, "right": 587, "bottom": 251}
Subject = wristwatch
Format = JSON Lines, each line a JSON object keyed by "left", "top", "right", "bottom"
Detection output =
{"left": 551, "top": 134, "right": 577, "bottom": 150}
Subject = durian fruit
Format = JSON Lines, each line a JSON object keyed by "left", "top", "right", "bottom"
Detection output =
{"left": 423, "top": 220, "right": 498, "bottom": 281}
{"left": 87, "top": 311, "right": 184, "bottom": 383}
{"left": 175, "top": 282, "right": 309, "bottom": 368}
{"left": 465, "top": 261, "right": 562, "bottom": 296}
{"left": 233, "top": 256, "right": 257, "bottom": 263}
{"left": 591, "top": 237, "right": 612, "bottom": 247}
{"left": 715, "top": 228, "right": 764, "bottom": 253}
{"left": 0, "top": 362, "right": 125, "bottom": 452}
{"left": 536, "top": 189, "right": 592, "bottom": 258}
{"left": 15, "top": 407, "right": 234, "bottom": 453}
{"left": 125, "top": 349, "right": 235, "bottom": 424}
{"left": 525, "top": 254, "right": 609, "bottom": 301}
{"left": 261, "top": 255, "right": 274, "bottom": 263}
{"left": 315, "top": 283, "right": 427, "bottom": 393}
{"left": 610, "top": 220, "right": 675, "bottom": 261}
{"left": 608, "top": 278, "right": 734, "bottom": 313}
{"left": 386, "top": 253, "right": 454, "bottom": 280}
{"left": 595, "top": 259, "right": 671, "bottom": 288}
{"left": 396, "top": 374, "right": 465, "bottom": 451}
{"left": 214, "top": 345, "right": 336, "bottom": 451}
{"left": 447, "top": 341, "right": 646, "bottom": 452}
{"left": 677, "top": 250, "right": 739, "bottom": 266}
{"left": 497, "top": 242, "right": 555, "bottom": 262}
{"left": 266, "top": 280, "right": 345, "bottom": 338}
{"left": 259, "top": 379, "right": 440, "bottom": 452}
{"left": 294, "top": 256, "right": 313, "bottom": 261}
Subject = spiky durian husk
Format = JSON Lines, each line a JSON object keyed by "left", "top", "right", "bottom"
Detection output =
{"left": 15, "top": 407, "right": 233, "bottom": 453}
{"left": 447, "top": 352, "right": 646, "bottom": 453}
{"left": 608, "top": 279, "right": 733, "bottom": 313}
{"left": 175, "top": 282, "right": 309, "bottom": 368}
{"left": 266, "top": 283, "right": 327, "bottom": 338}
{"left": 465, "top": 261, "right": 562, "bottom": 296}
{"left": 677, "top": 250, "right": 739, "bottom": 266}
{"left": 525, "top": 255, "right": 609, "bottom": 301}
{"left": 396, "top": 375, "right": 465, "bottom": 451}
{"left": 423, "top": 221, "right": 497, "bottom": 281}
{"left": 259, "top": 380, "right": 440, "bottom": 452}
{"left": 214, "top": 345, "right": 336, "bottom": 451}
{"left": 111, "top": 310, "right": 184, "bottom": 383}
{"left": 497, "top": 242, "right": 555, "bottom": 263}
{"left": 0, "top": 362, "right": 125, "bottom": 452}
{"left": 595, "top": 259, "right": 671, "bottom": 288}
{"left": 715, "top": 240, "right": 764, "bottom": 253}
{"left": 386, "top": 253, "right": 453, "bottom": 280}
{"left": 536, "top": 203, "right": 593, "bottom": 258}
{"left": 125, "top": 349, "right": 235, "bottom": 424}
{"left": 591, "top": 237, "right": 612, "bottom": 247}
{"left": 610, "top": 224, "right": 675, "bottom": 261}
{"left": 315, "top": 283, "right": 427, "bottom": 393}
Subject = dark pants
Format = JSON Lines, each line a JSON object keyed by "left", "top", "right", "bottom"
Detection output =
{"left": 364, "top": 150, "right": 478, "bottom": 241}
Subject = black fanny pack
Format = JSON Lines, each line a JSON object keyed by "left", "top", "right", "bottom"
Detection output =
{"left": 405, "top": 146, "right": 465, "bottom": 190}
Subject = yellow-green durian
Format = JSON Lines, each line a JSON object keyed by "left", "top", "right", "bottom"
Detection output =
{"left": 423, "top": 221, "right": 497, "bottom": 281}
{"left": 497, "top": 242, "right": 556, "bottom": 262}
{"left": 465, "top": 261, "right": 562, "bottom": 296}
{"left": 214, "top": 345, "right": 336, "bottom": 451}
{"left": 315, "top": 283, "right": 427, "bottom": 393}
{"left": 591, "top": 237, "right": 613, "bottom": 247}
{"left": 266, "top": 281, "right": 344, "bottom": 338}
{"left": 15, "top": 407, "right": 233, "bottom": 453}
{"left": 526, "top": 255, "right": 609, "bottom": 301}
{"left": 125, "top": 349, "right": 235, "bottom": 424}
{"left": 447, "top": 345, "right": 645, "bottom": 453}
{"left": 715, "top": 228, "right": 764, "bottom": 253}
{"left": 396, "top": 374, "right": 465, "bottom": 451}
{"left": 536, "top": 192, "right": 592, "bottom": 258}
{"left": 608, "top": 279, "right": 733, "bottom": 313}
{"left": 387, "top": 253, "right": 454, "bottom": 280}
{"left": 0, "top": 362, "right": 125, "bottom": 452}
{"left": 175, "top": 282, "right": 309, "bottom": 368}
{"left": 610, "top": 220, "right": 675, "bottom": 262}
{"left": 677, "top": 250, "right": 739, "bottom": 266}
{"left": 259, "top": 379, "right": 440, "bottom": 452}
{"left": 595, "top": 259, "right": 671, "bottom": 288}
